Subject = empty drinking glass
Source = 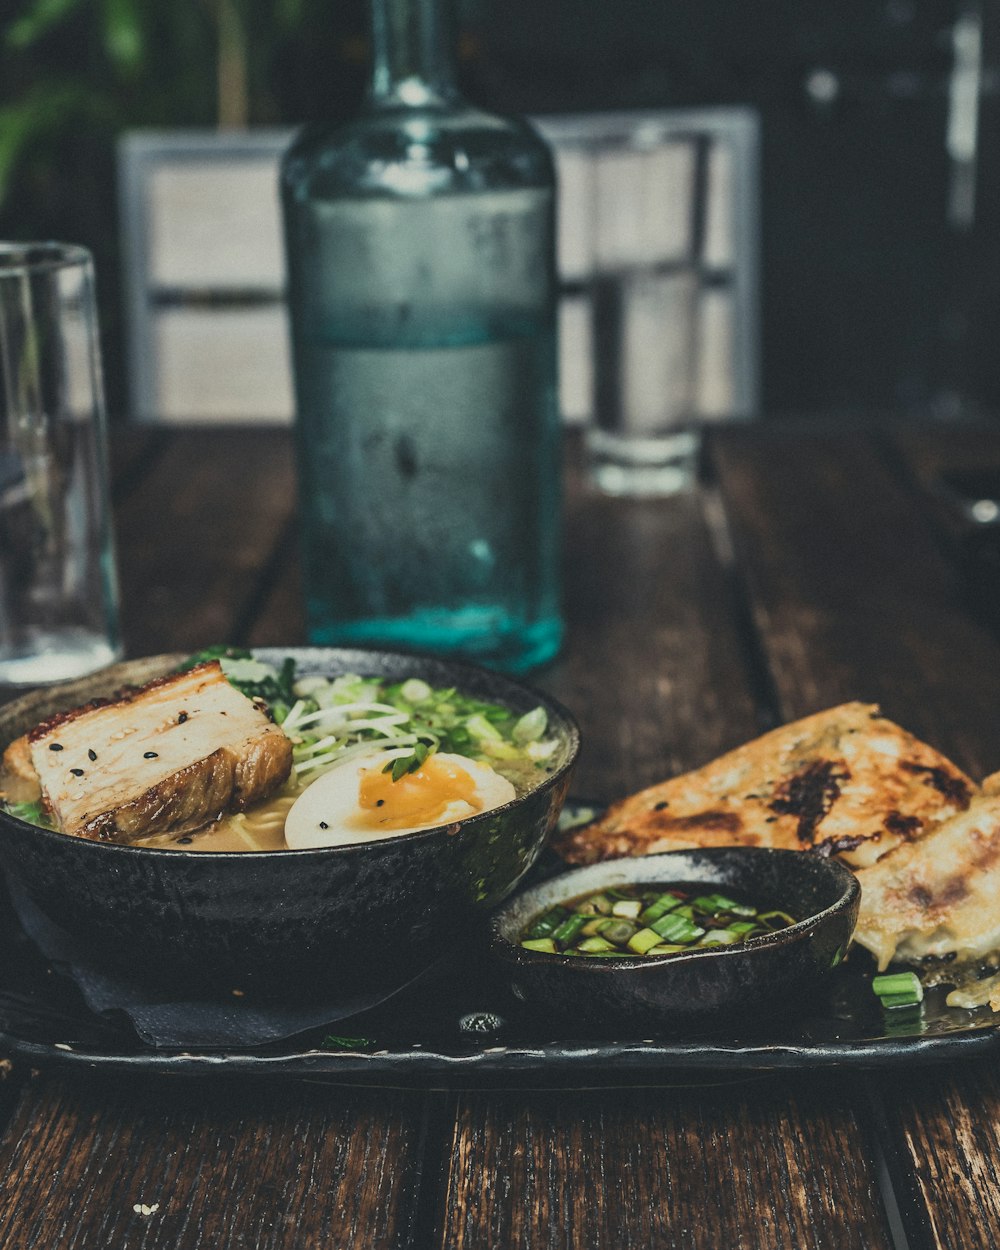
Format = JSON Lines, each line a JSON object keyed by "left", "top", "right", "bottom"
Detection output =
{"left": 0, "top": 243, "right": 121, "bottom": 685}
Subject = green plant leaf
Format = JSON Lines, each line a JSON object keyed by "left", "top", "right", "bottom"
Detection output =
{"left": 6, "top": 0, "right": 86, "bottom": 50}
{"left": 0, "top": 82, "right": 97, "bottom": 207}
{"left": 100, "top": 0, "right": 145, "bottom": 74}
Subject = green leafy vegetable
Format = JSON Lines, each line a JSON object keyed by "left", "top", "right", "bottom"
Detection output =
{"left": 181, "top": 650, "right": 560, "bottom": 789}
{"left": 321, "top": 1034, "right": 375, "bottom": 1051}
{"left": 5, "top": 799, "right": 48, "bottom": 827}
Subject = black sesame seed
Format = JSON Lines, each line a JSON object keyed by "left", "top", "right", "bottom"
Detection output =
{"left": 88, "top": 749, "right": 97, "bottom": 761}
{"left": 376, "top": 799, "right": 385, "bottom": 807}
{"left": 653, "top": 801, "right": 669, "bottom": 812}
{"left": 143, "top": 751, "right": 158, "bottom": 759}
{"left": 319, "top": 821, "right": 329, "bottom": 830}
{"left": 177, "top": 837, "right": 193, "bottom": 845}
{"left": 70, "top": 767, "right": 84, "bottom": 776}
{"left": 178, "top": 712, "right": 188, "bottom": 724}
{"left": 49, "top": 743, "right": 63, "bottom": 752}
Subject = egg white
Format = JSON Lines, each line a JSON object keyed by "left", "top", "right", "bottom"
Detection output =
{"left": 283, "top": 749, "right": 517, "bottom": 849}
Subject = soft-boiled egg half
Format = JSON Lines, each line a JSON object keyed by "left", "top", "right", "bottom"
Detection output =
{"left": 283, "top": 749, "right": 517, "bottom": 849}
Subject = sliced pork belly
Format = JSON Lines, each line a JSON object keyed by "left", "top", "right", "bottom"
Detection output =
{"left": 25, "top": 662, "right": 292, "bottom": 843}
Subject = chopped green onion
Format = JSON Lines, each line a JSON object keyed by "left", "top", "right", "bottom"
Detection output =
{"left": 400, "top": 678, "right": 432, "bottom": 704}
{"left": 627, "top": 927, "right": 664, "bottom": 955}
{"left": 512, "top": 706, "right": 548, "bottom": 744}
{"left": 515, "top": 883, "right": 798, "bottom": 960}
{"left": 597, "top": 920, "right": 639, "bottom": 945}
{"left": 524, "top": 907, "right": 568, "bottom": 940}
{"left": 552, "top": 914, "right": 588, "bottom": 944}
{"left": 651, "top": 914, "right": 705, "bottom": 943}
{"left": 872, "top": 972, "right": 923, "bottom": 1006}
{"left": 640, "top": 895, "right": 683, "bottom": 924}
{"left": 700, "top": 893, "right": 758, "bottom": 917}
{"left": 521, "top": 938, "right": 558, "bottom": 953}
{"left": 465, "top": 713, "right": 504, "bottom": 743}
{"left": 576, "top": 893, "right": 614, "bottom": 916}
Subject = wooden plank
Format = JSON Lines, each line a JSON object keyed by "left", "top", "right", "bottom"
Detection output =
{"left": 114, "top": 430, "right": 295, "bottom": 657}
{"left": 441, "top": 1077, "right": 891, "bottom": 1250}
{"left": 0, "top": 1073, "right": 424, "bottom": 1250}
{"left": 711, "top": 426, "right": 1000, "bottom": 777}
{"left": 712, "top": 425, "right": 1000, "bottom": 1250}
{"left": 874, "top": 1065, "right": 1000, "bottom": 1250}
{"left": 243, "top": 521, "right": 305, "bottom": 647}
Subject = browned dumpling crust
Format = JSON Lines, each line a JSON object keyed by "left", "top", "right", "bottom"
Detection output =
{"left": 553, "top": 702, "right": 973, "bottom": 871}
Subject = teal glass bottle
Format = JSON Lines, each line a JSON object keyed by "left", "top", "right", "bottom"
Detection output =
{"left": 280, "top": 0, "right": 562, "bottom": 673}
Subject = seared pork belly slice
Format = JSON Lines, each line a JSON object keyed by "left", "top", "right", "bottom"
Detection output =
{"left": 854, "top": 795, "right": 1000, "bottom": 971}
{"left": 26, "top": 662, "right": 292, "bottom": 843}
{"left": 552, "top": 702, "right": 975, "bottom": 870}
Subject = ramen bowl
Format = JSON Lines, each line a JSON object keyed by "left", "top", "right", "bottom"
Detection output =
{"left": 0, "top": 648, "right": 579, "bottom": 998}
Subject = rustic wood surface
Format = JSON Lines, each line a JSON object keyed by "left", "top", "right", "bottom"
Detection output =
{"left": 1, "top": 423, "right": 999, "bottom": 1248}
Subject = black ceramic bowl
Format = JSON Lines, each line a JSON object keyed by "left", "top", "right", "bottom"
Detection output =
{"left": 490, "top": 848, "right": 860, "bottom": 1032}
{"left": 0, "top": 648, "right": 579, "bottom": 998}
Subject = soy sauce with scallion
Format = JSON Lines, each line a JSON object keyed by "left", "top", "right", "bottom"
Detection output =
{"left": 519, "top": 885, "right": 797, "bottom": 958}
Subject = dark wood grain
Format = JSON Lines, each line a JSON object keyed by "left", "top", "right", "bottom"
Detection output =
{"left": 872, "top": 1066, "right": 1000, "bottom": 1250}
{"left": 712, "top": 424, "right": 1000, "bottom": 1250}
{"left": 711, "top": 426, "right": 1000, "bottom": 777}
{"left": 440, "top": 1078, "right": 891, "bottom": 1250}
{"left": 0, "top": 1074, "right": 424, "bottom": 1250}
{"left": 533, "top": 449, "right": 764, "bottom": 802}
{"left": 113, "top": 430, "right": 295, "bottom": 657}
{"left": 244, "top": 520, "right": 305, "bottom": 647}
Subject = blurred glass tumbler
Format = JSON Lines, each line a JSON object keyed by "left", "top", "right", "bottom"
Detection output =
{"left": 585, "top": 136, "right": 706, "bottom": 497}
{"left": 0, "top": 244, "right": 121, "bottom": 685}
{"left": 280, "top": 0, "right": 562, "bottom": 674}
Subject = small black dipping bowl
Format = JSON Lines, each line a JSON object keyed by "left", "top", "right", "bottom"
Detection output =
{"left": 490, "top": 848, "right": 860, "bottom": 1033}
{"left": 0, "top": 648, "right": 579, "bottom": 999}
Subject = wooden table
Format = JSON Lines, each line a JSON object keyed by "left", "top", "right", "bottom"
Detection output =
{"left": 2, "top": 423, "right": 1000, "bottom": 1248}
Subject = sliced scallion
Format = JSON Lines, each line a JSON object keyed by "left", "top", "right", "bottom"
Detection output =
{"left": 872, "top": 972, "right": 923, "bottom": 1007}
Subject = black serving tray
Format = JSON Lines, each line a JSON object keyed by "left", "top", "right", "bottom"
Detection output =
{"left": 1, "top": 833, "right": 998, "bottom": 1086}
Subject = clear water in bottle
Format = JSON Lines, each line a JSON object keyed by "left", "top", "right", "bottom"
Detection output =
{"left": 283, "top": 139, "right": 562, "bottom": 672}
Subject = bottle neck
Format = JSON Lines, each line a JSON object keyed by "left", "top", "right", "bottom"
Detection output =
{"left": 368, "top": 0, "right": 459, "bottom": 108}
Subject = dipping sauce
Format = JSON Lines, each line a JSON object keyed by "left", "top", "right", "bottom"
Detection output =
{"left": 519, "top": 884, "right": 797, "bottom": 958}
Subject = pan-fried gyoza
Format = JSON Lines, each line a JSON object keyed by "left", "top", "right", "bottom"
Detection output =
{"left": 552, "top": 703, "right": 1000, "bottom": 991}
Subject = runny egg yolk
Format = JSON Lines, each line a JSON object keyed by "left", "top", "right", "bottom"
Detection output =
{"left": 355, "top": 754, "right": 482, "bottom": 831}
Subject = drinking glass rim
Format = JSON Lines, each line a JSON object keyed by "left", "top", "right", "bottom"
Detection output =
{"left": 0, "top": 242, "right": 92, "bottom": 276}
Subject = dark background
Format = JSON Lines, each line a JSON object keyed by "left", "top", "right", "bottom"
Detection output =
{"left": 1, "top": 0, "right": 997, "bottom": 421}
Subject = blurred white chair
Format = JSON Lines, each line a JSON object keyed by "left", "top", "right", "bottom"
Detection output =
{"left": 118, "top": 108, "right": 759, "bottom": 425}
{"left": 118, "top": 129, "right": 293, "bottom": 424}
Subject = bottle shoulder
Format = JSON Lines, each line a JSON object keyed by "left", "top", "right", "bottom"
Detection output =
{"left": 281, "top": 104, "right": 554, "bottom": 201}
